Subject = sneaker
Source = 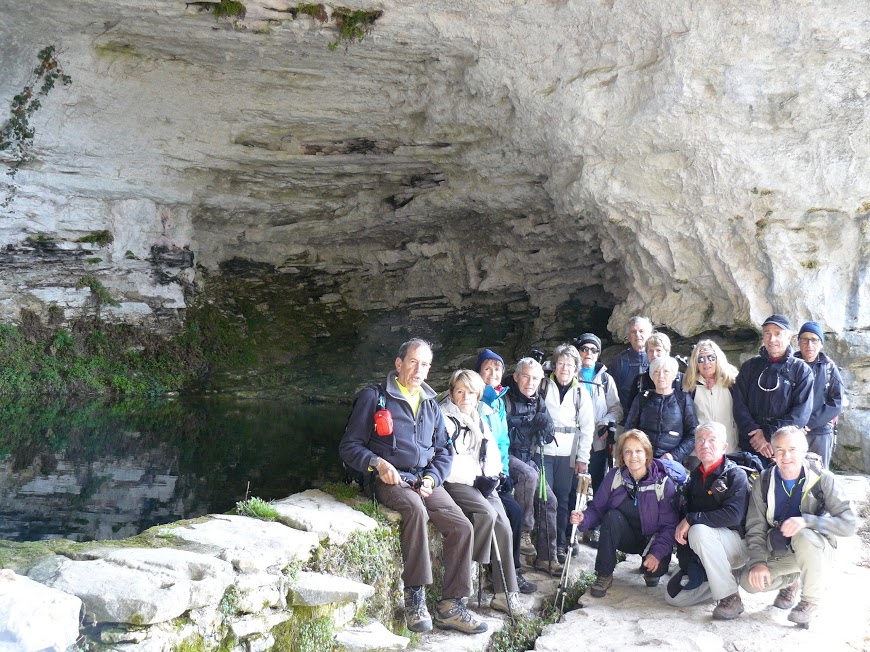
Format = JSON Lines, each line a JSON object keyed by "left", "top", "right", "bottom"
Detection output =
{"left": 534, "top": 557, "right": 564, "bottom": 576}
{"left": 520, "top": 532, "right": 536, "bottom": 556}
{"left": 490, "top": 591, "right": 527, "bottom": 616}
{"left": 712, "top": 592, "right": 744, "bottom": 620}
{"left": 403, "top": 586, "right": 432, "bottom": 633}
{"left": 787, "top": 599, "right": 817, "bottom": 627}
{"left": 774, "top": 578, "right": 801, "bottom": 609}
{"left": 589, "top": 573, "right": 613, "bottom": 598}
{"left": 434, "top": 598, "right": 488, "bottom": 634}
{"left": 517, "top": 572, "right": 538, "bottom": 594}
{"left": 557, "top": 546, "right": 567, "bottom": 565}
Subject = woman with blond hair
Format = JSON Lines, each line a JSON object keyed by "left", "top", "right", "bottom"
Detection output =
{"left": 682, "top": 339, "right": 739, "bottom": 454}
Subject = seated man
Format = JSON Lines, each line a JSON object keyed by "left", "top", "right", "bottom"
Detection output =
{"left": 665, "top": 422, "right": 750, "bottom": 620}
{"left": 739, "top": 425, "right": 857, "bottom": 627}
{"left": 339, "top": 338, "right": 487, "bottom": 635}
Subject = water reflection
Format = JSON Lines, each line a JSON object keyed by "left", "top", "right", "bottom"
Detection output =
{"left": 0, "top": 395, "right": 350, "bottom": 542}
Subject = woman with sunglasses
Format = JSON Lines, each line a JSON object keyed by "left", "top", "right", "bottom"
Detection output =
{"left": 682, "top": 339, "right": 740, "bottom": 455}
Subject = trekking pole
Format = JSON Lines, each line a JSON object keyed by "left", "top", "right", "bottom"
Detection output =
{"left": 538, "top": 441, "right": 553, "bottom": 576}
{"left": 555, "top": 472, "right": 591, "bottom": 612}
{"left": 491, "top": 531, "right": 515, "bottom": 624}
{"left": 477, "top": 563, "right": 483, "bottom": 608}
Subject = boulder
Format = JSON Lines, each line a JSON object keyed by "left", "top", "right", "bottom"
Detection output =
{"left": 162, "top": 515, "right": 319, "bottom": 572}
{"left": 27, "top": 547, "right": 234, "bottom": 625}
{"left": 272, "top": 489, "right": 379, "bottom": 544}
{"left": 335, "top": 622, "right": 410, "bottom": 652}
{"left": 288, "top": 571, "right": 375, "bottom": 607}
{"left": 0, "top": 569, "right": 82, "bottom": 652}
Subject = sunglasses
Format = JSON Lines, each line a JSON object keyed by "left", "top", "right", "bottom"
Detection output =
{"left": 579, "top": 347, "right": 599, "bottom": 354}
{"left": 697, "top": 355, "right": 717, "bottom": 364}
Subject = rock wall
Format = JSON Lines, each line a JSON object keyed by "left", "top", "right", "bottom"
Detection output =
{"left": 1, "top": 0, "right": 869, "bottom": 469}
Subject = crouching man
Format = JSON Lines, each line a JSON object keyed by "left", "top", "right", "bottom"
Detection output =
{"left": 739, "top": 425, "right": 856, "bottom": 627}
{"left": 339, "top": 338, "right": 487, "bottom": 635}
{"left": 665, "top": 422, "right": 750, "bottom": 620}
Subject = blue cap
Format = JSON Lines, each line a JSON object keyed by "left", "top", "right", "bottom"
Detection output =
{"left": 475, "top": 348, "right": 504, "bottom": 372}
{"left": 762, "top": 314, "right": 792, "bottom": 331}
{"left": 798, "top": 321, "right": 825, "bottom": 343}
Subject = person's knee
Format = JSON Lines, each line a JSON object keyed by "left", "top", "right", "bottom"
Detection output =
{"left": 687, "top": 524, "right": 715, "bottom": 551}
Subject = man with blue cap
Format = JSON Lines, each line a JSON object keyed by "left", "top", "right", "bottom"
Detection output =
{"left": 732, "top": 314, "right": 814, "bottom": 464}
{"left": 793, "top": 322, "right": 844, "bottom": 467}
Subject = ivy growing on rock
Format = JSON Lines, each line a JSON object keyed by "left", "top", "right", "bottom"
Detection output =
{"left": 0, "top": 46, "right": 72, "bottom": 208}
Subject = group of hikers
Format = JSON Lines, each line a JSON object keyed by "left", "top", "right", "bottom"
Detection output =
{"left": 338, "top": 314, "right": 857, "bottom": 635}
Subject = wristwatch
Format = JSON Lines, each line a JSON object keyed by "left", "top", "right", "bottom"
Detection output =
{"left": 368, "top": 454, "right": 381, "bottom": 470}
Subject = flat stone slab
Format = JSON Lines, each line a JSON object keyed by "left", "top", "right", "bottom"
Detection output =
{"left": 27, "top": 547, "right": 234, "bottom": 625}
{"left": 272, "top": 489, "right": 379, "bottom": 544}
{"left": 161, "top": 514, "right": 319, "bottom": 572}
{"left": 335, "top": 621, "right": 410, "bottom": 652}
{"left": 0, "top": 569, "right": 82, "bottom": 652}
{"left": 289, "top": 571, "right": 375, "bottom": 606}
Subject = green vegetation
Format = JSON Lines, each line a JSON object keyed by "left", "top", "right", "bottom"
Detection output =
{"left": 297, "top": 3, "right": 327, "bottom": 22}
{"left": 76, "top": 230, "right": 114, "bottom": 247}
{"left": 320, "top": 481, "right": 359, "bottom": 503}
{"left": 75, "top": 275, "right": 121, "bottom": 321}
{"left": 0, "top": 46, "right": 72, "bottom": 208}
{"left": 218, "top": 586, "right": 241, "bottom": 618}
{"left": 272, "top": 607, "right": 336, "bottom": 652}
{"left": 214, "top": 0, "right": 246, "bottom": 19}
{"left": 328, "top": 7, "right": 383, "bottom": 51}
{"left": 235, "top": 496, "right": 280, "bottom": 521}
{"left": 801, "top": 259, "right": 819, "bottom": 270}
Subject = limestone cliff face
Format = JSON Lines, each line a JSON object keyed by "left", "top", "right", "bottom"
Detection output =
{"left": 1, "top": 1, "right": 868, "bottom": 470}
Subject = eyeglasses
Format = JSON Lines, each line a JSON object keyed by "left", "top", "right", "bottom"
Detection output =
{"left": 696, "top": 355, "right": 717, "bottom": 364}
{"left": 579, "top": 347, "right": 599, "bottom": 354}
{"left": 799, "top": 336, "right": 821, "bottom": 345}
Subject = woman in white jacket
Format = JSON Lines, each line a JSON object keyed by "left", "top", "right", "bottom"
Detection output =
{"left": 440, "top": 369, "right": 524, "bottom": 615}
{"left": 682, "top": 339, "right": 739, "bottom": 461}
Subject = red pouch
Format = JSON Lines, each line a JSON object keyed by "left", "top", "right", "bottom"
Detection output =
{"left": 374, "top": 408, "right": 393, "bottom": 436}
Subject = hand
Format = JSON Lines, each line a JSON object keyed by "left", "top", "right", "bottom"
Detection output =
{"left": 643, "top": 555, "right": 660, "bottom": 574}
{"left": 570, "top": 510, "right": 584, "bottom": 526}
{"left": 748, "top": 563, "right": 772, "bottom": 591}
{"left": 575, "top": 461, "right": 588, "bottom": 474}
{"left": 749, "top": 429, "right": 773, "bottom": 459}
{"left": 674, "top": 518, "right": 690, "bottom": 545}
{"left": 375, "top": 458, "right": 401, "bottom": 485}
{"left": 780, "top": 516, "right": 807, "bottom": 538}
{"left": 416, "top": 481, "right": 433, "bottom": 498}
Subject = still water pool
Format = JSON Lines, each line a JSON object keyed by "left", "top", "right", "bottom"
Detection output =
{"left": 0, "top": 395, "right": 350, "bottom": 542}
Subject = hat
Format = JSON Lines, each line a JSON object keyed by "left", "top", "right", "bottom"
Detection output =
{"left": 475, "top": 348, "right": 504, "bottom": 372}
{"left": 798, "top": 321, "right": 825, "bottom": 344}
{"left": 575, "top": 333, "right": 602, "bottom": 352}
{"left": 761, "top": 314, "right": 792, "bottom": 331}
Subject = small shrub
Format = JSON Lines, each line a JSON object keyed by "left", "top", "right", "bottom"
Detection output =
{"left": 214, "top": 0, "right": 246, "bottom": 19}
{"left": 328, "top": 7, "right": 383, "bottom": 51}
{"left": 76, "top": 230, "right": 114, "bottom": 247}
{"left": 297, "top": 2, "right": 327, "bottom": 22}
{"left": 236, "top": 496, "right": 280, "bottom": 521}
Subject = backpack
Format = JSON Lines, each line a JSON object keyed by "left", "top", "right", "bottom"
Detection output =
{"left": 610, "top": 458, "right": 687, "bottom": 511}
{"left": 341, "top": 383, "right": 387, "bottom": 497}
{"left": 758, "top": 452, "right": 826, "bottom": 511}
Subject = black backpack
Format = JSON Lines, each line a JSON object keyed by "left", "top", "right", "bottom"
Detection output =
{"left": 341, "top": 383, "right": 386, "bottom": 497}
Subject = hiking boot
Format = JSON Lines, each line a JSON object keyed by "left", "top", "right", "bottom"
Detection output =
{"left": 557, "top": 546, "right": 567, "bottom": 565}
{"left": 589, "top": 573, "right": 613, "bottom": 598}
{"left": 534, "top": 557, "right": 564, "bottom": 576}
{"left": 403, "top": 585, "right": 432, "bottom": 633}
{"left": 774, "top": 578, "right": 801, "bottom": 609}
{"left": 517, "top": 572, "right": 538, "bottom": 594}
{"left": 712, "top": 592, "right": 744, "bottom": 620}
{"left": 643, "top": 571, "right": 662, "bottom": 587}
{"left": 490, "top": 591, "right": 527, "bottom": 616}
{"left": 433, "top": 598, "right": 488, "bottom": 634}
{"left": 520, "top": 532, "right": 536, "bottom": 556}
{"left": 787, "top": 600, "right": 817, "bottom": 627}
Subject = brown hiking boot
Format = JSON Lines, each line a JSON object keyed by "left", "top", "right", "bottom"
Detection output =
{"left": 589, "top": 573, "right": 613, "bottom": 598}
{"left": 773, "top": 578, "right": 801, "bottom": 609}
{"left": 520, "top": 532, "right": 536, "bottom": 556}
{"left": 787, "top": 600, "right": 817, "bottom": 627}
{"left": 712, "top": 592, "right": 745, "bottom": 620}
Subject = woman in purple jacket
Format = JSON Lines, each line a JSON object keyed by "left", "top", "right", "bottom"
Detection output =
{"left": 570, "top": 429, "right": 679, "bottom": 597}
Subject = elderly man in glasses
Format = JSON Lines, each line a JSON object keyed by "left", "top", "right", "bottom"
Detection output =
{"left": 792, "top": 322, "right": 844, "bottom": 468}
{"left": 732, "top": 315, "right": 814, "bottom": 464}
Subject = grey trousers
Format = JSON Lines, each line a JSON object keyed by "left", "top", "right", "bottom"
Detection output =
{"left": 374, "top": 479, "right": 473, "bottom": 599}
{"left": 509, "top": 454, "right": 558, "bottom": 561}
{"left": 444, "top": 482, "right": 519, "bottom": 593}
{"left": 665, "top": 525, "right": 748, "bottom": 606}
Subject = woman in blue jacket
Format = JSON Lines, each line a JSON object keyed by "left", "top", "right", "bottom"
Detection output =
{"left": 570, "top": 429, "right": 679, "bottom": 597}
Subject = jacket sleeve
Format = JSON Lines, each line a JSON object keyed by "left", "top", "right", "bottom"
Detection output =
{"left": 767, "top": 360, "right": 813, "bottom": 431}
{"left": 732, "top": 366, "right": 761, "bottom": 449}
{"left": 803, "top": 472, "right": 857, "bottom": 539}
{"left": 744, "top": 469, "right": 773, "bottom": 568}
{"left": 573, "top": 390, "right": 596, "bottom": 465}
{"left": 648, "top": 479, "right": 679, "bottom": 562}
{"left": 578, "top": 467, "right": 616, "bottom": 532}
{"left": 421, "top": 407, "right": 453, "bottom": 487}
{"left": 338, "top": 386, "right": 379, "bottom": 473}
{"left": 686, "top": 467, "right": 750, "bottom": 530}
{"left": 601, "top": 373, "right": 624, "bottom": 427}
{"left": 624, "top": 393, "right": 641, "bottom": 430}
{"left": 807, "top": 363, "right": 844, "bottom": 430}
{"left": 673, "top": 394, "right": 699, "bottom": 463}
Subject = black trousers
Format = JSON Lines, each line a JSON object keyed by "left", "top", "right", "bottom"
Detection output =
{"left": 499, "top": 490, "right": 523, "bottom": 571}
{"left": 594, "top": 508, "right": 671, "bottom": 577}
